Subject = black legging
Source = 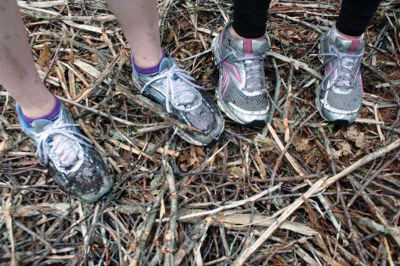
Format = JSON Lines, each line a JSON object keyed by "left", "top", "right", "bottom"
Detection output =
{"left": 232, "top": 0, "right": 382, "bottom": 38}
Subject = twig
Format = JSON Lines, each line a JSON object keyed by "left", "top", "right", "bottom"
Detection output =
{"left": 266, "top": 51, "right": 322, "bottom": 79}
{"left": 233, "top": 139, "right": 400, "bottom": 265}
{"left": 163, "top": 185, "right": 280, "bottom": 221}
{"left": 163, "top": 161, "right": 178, "bottom": 266}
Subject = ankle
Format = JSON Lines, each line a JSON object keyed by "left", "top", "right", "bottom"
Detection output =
{"left": 21, "top": 96, "right": 60, "bottom": 122}
{"left": 133, "top": 49, "right": 164, "bottom": 69}
{"left": 335, "top": 27, "right": 363, "bottom": 40}
{"left": 229, "top": 26, "right": 264, "bottom": 40}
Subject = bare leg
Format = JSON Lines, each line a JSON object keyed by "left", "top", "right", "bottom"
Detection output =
{"left": 0, "top": 0, "right": 55, "bottom": 118}
{"left": 106, "top": 0, "right": 163, "bottom": 68}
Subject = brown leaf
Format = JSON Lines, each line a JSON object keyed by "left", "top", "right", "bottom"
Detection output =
{"left": 38, "top": 44, "right": 52, "bottom": 66}
{"left": 332, "top": 141, "right": 353, "bottom": 158}
{"left": 344, "top": 126, "right": 366, "bottom": 148}
{"left": 293, "top": 136, "right": 310, "bottom": 152}
{"left": 228, "top": 166, "right": 244, "bottom": 178}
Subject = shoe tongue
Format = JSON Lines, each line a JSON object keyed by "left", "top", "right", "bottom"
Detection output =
{"left": 158, "top": 57, "right": 173, "bottom": 73}
{"left": 335, "top": 35, "right": 364, "bottom": 54}
{"left": 31, "top": 119, "right": 53, "bottom": 131}
{"left": 230, "top": 36, "right": 267, "bottom": 56}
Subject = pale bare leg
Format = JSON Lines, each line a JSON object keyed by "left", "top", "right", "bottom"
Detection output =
{"left": 106, "top": 0, "right": 163, "bottom": 68}
{"left": 0, "top": 0, "right": 55, "bottom": 118}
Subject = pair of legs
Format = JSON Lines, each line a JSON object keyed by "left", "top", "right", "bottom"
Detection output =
{"left": 0, "top": 0, "right": 162, "bottom": 118}
{"left": 232, "top": 0, "right": 381, "bottom": 39}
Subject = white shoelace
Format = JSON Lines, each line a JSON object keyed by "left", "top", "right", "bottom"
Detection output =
{"left": 34, "top": 118, "right": 92, "bottom": 168}
{"left": 141, "top": 64, "right": 203, "bottom": 113}
{"left": 240, "top": 55, "right": 265, "bottom": 91}
{"left": 317, "top": 51, "right": 362, "bottom": 90}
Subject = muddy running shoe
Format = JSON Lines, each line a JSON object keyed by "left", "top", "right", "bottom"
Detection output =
{"left": 132, "top": 56, "right": 224, "bottom": 146}
{"left": 317, "top": 27, "right": 365, "bottom": 124}
{"left": 17, "top": 104, "right": 113, "bottom": 202}
{"left": 212, "top": 23, "right": 270, "bottom": 126}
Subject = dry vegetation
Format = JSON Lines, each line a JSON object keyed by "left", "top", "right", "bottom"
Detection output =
{"left": 1, "top": 0, "right": 400, "bottom": 265}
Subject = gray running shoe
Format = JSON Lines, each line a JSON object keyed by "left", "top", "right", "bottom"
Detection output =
{"left": 212, "top": 23, "right": 270, "bottom": 126}
{"left": 317, "top": 27, "right": 365, "bottom": 124}
{"left": 132, "top": 56, "right": 224, "bottom": 146}
{"left": 17, "top": 104, "right": 113, "bottom": 202}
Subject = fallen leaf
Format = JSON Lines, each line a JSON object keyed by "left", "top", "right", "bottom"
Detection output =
{"left": 38, "top": 44, "right": 52, "bottom": 66}
{"left": 293, "top": 136, "right": 310, "bottom": 152}
{"left": 344, "top": 126, "right": 366, "bottom": 148}
{"left": 0, "top": 140, "right": 10, "bottom": 153}
{"left": 228, "top": 166, "right": 244, "bottom": 179}
{"left": 255, "top": 135, "right": 275, "bottom": 152}
{"left": 332, "top": 141, "right": 353, "bottom": 158}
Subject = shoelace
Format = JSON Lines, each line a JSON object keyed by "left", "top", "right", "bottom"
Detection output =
{"left": 218, "top": 50, "right": 265, "bottom": 92}
{"left": 239, "top": 55, "right": 265, "bottom": 91}
{"left": 317, "top": 50, "right": 362, "bottom": 90}
{"left": 141, "top": 64, "right": 203, "bottom": 113}
{"left": 34, "top": 118, "right": 92, "bottom": 167}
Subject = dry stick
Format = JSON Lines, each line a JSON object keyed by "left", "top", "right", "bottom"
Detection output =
{"left": 163, "top": 161, "right": 178, "bottom": 266}
{"left": 268, "top": 110, "right": 318, "bottom": 184}
{"left": 337, "top": 183, "right": 368, "bottom": 264}
{"left": 174, "top": 218, "right": 213, "bottom": 265}
{"left": 58, "top": 96, "right": 144, "bottom": 127}
{"left": 130, "top": 183, "right": 168, "bottom": 266}
{"left": 14, "top": 220, "right": 55, "bottom": 254}
{"left": 252, "top": 174, "right": 320, "bottom": 183}
{"left": 318, "top": 127, "right": 337, "bottom": 174}
{"left": 42, "top": 36, "right": 64, "bottom": 83}
{"left": 374, "top": 104, "right": 386, "bottom": 142}
{"left": 283, "top": 62, "right": 295, "bottom": 142}
{"left": 383, "top": 237, "right": 395, "bottom": 266}
{"left": 268, "top": 123, "right": 308, "bottom": 180}
{"left": 372, "top": 237, "right": 385, "bottom": 266}
{"left": 347, "top": 150, "right": 400, "bottom": 208}
{"left": 266, "top": 51, "right": 322, "bottom": 79}
{"left": 347, "top": 176, "right": 400, "bottom": 246}
{"left": 353, "top": 217, "right": 400, "bottom": 240}
{"left": 74, "top": 51, "right": 123, "bottom": 103}
{"left": 3, "top": 198, "right": 17, "bottom": 266}
{"left": 363, "top": 62, "right": 400, "bottom": 104}
{"left": 82, "top": 204, "right": 101, "bottom": 263}
{"left": 160, "top": 0, "right": 174, "bottom": 41}
{"left": 268, "top": 122, "right": 344, "bottom": 241}
{"left": 194, "top": 218, "right": 213, "bottom": 266}
{"left": 160, "top": 184, "right": 280, "bottom": 222}
{"left": 273, "top": 13, "right": 328, "bottom": 33}
{"left": 233, "top": 138, "right": 400, "bottom": 266}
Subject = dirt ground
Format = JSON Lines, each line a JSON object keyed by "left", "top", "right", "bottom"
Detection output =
{"left": 0, "top": 0, "right": 399, "bottom": 265}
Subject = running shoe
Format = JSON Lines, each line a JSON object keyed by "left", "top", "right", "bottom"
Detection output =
{"left": 317, "top": 27, "right": 365, "bottom": 124}
{"left": 212, "top": 23, "right": 270, "bottom": 126}
{"left": 132, "top": 56, "right": 224, "bottom": 146}
{"left": 17, "top": 104, "right": 113, "bottom": 202}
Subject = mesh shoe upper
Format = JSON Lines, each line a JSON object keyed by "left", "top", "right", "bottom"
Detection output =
{"left": 318, "top": 27, "right": 365, "bottom": 123}
{"left": 17, "top": 104, "right": 112, "bottom": 202}
{"left": 212, "top": 24, "right": 270, "bottom": 125}
{"left": 132, "top": 56, "right": 224, "bottom": 146}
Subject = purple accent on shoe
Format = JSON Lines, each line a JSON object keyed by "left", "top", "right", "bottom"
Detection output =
{"left": 133, "top": 50, "right": 166, "bottom": 74}
{"left": 244, "top": 39, "right": 253, "bottom": 54}
{"left": 23, "top": 97, "right": 61, "bottom": 124}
